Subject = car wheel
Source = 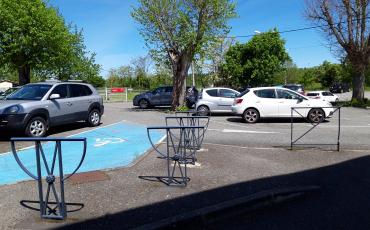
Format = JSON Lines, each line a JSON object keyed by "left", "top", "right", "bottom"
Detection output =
{"left": 243, "top": 108, "right": 259, "bottom": 123}
{"left": 87, "top": 109, "right": 101, "bottom": 127}
{"left": 308, "top": 108, "right": 325, "bottom": 123}
{"left": 197, "top": 105, "right": 209, "bottom": 116}
{"left": 25, "top": 117, "right": 47, "bottom": 137}
{"left": 139, "top": 99, "right": 150, "bottom": 109}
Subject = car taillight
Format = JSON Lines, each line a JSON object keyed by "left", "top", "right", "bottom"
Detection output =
{"left": 314, "top": 96, "right": 320, "bottom": 99}
{"left": 235, "top": 98, "right": 243, "bottom": 104}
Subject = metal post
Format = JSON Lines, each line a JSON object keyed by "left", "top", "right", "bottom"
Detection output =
{"left": 290, "top": 108, "right": 293, "bottom": 150}
{"left": 35, "top": 141, "right": 44, "bottom": 218}
{"left": 337, "top": 107, "right": 341, "bottom": 151}
{"left": 125, "top": 87, "right": 128, "bottom": 102}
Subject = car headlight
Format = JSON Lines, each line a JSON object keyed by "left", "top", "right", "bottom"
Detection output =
{"left": 4, "top": 105, "right": 20, "bottom": 114}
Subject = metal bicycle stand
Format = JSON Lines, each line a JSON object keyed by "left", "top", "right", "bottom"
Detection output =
{"left": 290, "top": 107, "right": 341, "bottom": 151}
{"left": 10, "top": 137, "right": 87, "bottom": 220}
{"left": 165, "top": 116, "right": 209, "bottom": 153}
{"left": 143, "top": 125, "right": 205, "bottom": 186}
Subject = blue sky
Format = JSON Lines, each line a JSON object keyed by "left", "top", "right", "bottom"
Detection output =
{"left": 49, "top": 0, "right": 338, "bottom": 77}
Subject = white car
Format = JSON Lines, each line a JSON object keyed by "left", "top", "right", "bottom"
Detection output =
{"left": 306, "top": 91, "right": 339, "bottom": 103}
{"left": 231, "top": 87, "right": 334, "bottom": 123}
{"left": 196, "top": 87, "right": 240, "bottom": 115}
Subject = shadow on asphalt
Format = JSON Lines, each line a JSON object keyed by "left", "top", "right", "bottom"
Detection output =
{"left": 59, "top": 156, "right": 370, "bottom": 230}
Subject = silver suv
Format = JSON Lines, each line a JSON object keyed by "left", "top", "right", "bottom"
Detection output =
{"left": 0, "top": 81, "right": 104, "bottom": 137}
{"left": 196, "top": 87, "right": 240, "bottom": 115}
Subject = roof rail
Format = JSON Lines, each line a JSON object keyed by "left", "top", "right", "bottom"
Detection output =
{"left": 64, "top": 80, "right": 85, "bottom": 83}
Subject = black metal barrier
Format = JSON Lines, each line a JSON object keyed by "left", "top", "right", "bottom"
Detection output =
{"left": 141, "top": 125, "right": 205, "bottom": 186}
{"left": 10, "top": 137, "right": 87, "bottom": 220}
{"left": 290, "top": 107, "right": 341, "bottom": 151}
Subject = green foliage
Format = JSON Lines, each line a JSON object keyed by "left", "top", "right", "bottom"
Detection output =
{"left": 0, "top": 0, "right": 104, "bottom": 86}
{"left": 350, "top": 98, "right": 370, "bottom": 108}
{"left": 220, "top": 29, "right": 290, "bottom": 87}
{"left": 317, "top": 61, "right": 341, "bottom": 87}
{"left": 175, "top": 105, "right": 189, "bottom": 112}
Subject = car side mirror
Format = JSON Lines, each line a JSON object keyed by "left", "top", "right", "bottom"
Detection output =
{"left": 297, "top": 97, "right": 303, "bottom": 103}
{"left": 50, "top": 94, "right": 61, "bottom": 100}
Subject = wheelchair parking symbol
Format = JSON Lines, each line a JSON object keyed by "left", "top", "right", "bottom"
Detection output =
{"left": 94, "top": 138, "right": 126, "bottom": 147}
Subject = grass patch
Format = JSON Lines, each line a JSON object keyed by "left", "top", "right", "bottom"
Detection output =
{"left": 337, "top": 98, "right": 370, "bottom": 108}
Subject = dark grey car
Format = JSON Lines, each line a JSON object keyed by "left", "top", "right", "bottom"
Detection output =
{"left": 133, "top": 86, "right": 173, "bottom": 109}
{"left": 0, "top": 81, "right": 104, "bottom": 137}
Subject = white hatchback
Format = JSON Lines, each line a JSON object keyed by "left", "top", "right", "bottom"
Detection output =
{"left": 306, "top": 91, "right": 339, "bottom": 103}
{"left": 231, "top": 87, "right": 334, "bottom": 123}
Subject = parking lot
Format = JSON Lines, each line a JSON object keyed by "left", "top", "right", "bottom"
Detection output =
{"left": 0, "top": 102, "right": 370, "bottom": 229}
{"left": 2, "top": 101, "right": 370, "bottom": 153}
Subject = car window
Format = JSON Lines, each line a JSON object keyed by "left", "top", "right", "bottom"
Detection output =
{"left": 50, "top": 85, "right": 68, "bottom": 99}
{"left": 153, "top": 87, "right": 166, "bottom": 94}
{"left": 165, "top": 87, "right": 173, "bottom": 93}
{"left": 277, "top": 89, "right": 303, "bottom": 100}
{"left": 69, "top": 84, "right": 92, "bottom": 97}
{"left": 6, "top": 84, "right": 51, "bottom": 100}
{"left": 206, "top": 89, "right": 218, "bottom": 97}
{"left": 307, "top": 93, "right": 319, "bottom": 96}
{"left": 254, "top": 89, "right": 276, "bottom": 99}
{"left": 322, "top": 92, "right": 333, "bottom": 96}
{"left": 219, "top": 89, "right": 238, "bottom": 98}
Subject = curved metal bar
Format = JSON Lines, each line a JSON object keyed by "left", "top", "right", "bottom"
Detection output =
{"left": 11, "top": 141, "right": 38, "bottom": 180}
{"left": 147, "top": 128, "right": 167, "bottom": 157}
{"left": 63, "top": 139, "right": 87, "bottom": 181}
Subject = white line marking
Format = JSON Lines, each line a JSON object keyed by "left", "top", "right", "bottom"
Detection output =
{"left": 67, "top": 120, "right": 127, "bottom": 137}
{"left": 208, "top": 128, "right": 279, "bottom": 134}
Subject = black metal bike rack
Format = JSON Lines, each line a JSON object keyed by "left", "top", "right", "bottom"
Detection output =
{"left": 10, "top": 137, "right": 87, "bottom": 220}
{"left": 290, "top": 107, "right": 341, "bottom": 151}
{"left": 165, "top": 116, "right": 210, "bottom": 153}
{"left": 142, "top": 125, "right": 205, "bottom": 186}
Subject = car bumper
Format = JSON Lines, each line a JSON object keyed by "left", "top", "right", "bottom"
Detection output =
{"left": 231, "top": 105, "right": 244, "bottom": 115}
{"left": 0, "top": 114, "right": 28, "bottom": 130}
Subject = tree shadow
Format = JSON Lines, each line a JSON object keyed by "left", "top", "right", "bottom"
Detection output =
{"left": 58, "top": 156, "right": 370, "bottom": 230}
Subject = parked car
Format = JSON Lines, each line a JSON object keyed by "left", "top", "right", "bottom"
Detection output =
{"left": 133, "top": 86, "right": 198, "bottom": 109}
{"left": 0, "top": 87, "right": 20, "bottom": 100}
{"left": 195, "top": 87, "right": 240, "bottom": 116}
{"left": 306, "top": 91, "right": 339, "bottom": 104}
{"left": 283, "top": 84, "right": 305, "bottom": 95}
{"left": 0, "top": 81, "right": 104, "bottom": 137}
{"left": 231, "top": 87, "right": 334, "bottom": 123}
{"left": 329, "top": 82, "right": 350, "bottom": 93}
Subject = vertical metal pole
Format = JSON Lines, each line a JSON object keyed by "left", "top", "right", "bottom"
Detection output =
{"left": 290, "top": 108, "right": 293, "bottom": 150}
{"left": 337, "top": 107, "right": 341, "bottom": 151}
{"left": 57, "top": 141, "right": 66, "bottom": 218}
{"left": 125, "top": 87, "right": 128, "bottom": 102}
{"left": 166, "top": 129, "right": 171, "bottom": 183}
{"left": 35, "top": 141, "right": 44, "bottom": 218}
{"left": 105, "top": 87, "right": 108, "bottom": 101}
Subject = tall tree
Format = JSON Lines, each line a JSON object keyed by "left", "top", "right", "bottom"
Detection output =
{"left": 0, "top": 0, "right": 99, "bottom": 85}
{"left": 132, "top": 0, "right": 236, "bottom": 109}
{"left": 221, "top": 29, "right": 290, "bottom": 87}
{"left": 306, "top": 0, "right": 370, "bottom": 101}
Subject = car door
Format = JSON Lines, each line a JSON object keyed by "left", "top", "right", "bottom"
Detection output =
{"left": 46, "top": 84, "right": 73, "bottom": 125}
{"left": 276, "top": 89, "right": 309, "bottom": 117}
{"left": 161, "top": 87, "right": 173, "bottom": 105}
{"left": 68, "top": 84, "right": 93, "bottom": 121}
{"left": 151, "top": 87, "right": 165, "bottom": 105}
{"left": 253, "top": 89, "right": 279, "bottom": 117}
{"left": 217, "top": 89, "right": 239, "bottom": 112}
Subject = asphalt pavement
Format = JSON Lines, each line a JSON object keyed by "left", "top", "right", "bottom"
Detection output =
{"left": 0, "top": 102, "right": 369, "bottom": 229}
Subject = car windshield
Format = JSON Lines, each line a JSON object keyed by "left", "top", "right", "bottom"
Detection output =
{"left": 6, "top": 84, "right": 52, "bottom": 100}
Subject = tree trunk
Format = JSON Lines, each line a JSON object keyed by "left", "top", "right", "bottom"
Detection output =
{"left": 171, "top": 55, "right": 191, "bottom": 110}
{"left": 18, "top": 65, "right": 31, "bottom": 86}
{"left": 352, "top": 66, "right": 366, "bottom": 101}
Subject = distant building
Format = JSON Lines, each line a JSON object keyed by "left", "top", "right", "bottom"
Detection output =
{"left": 0, "top": 80, "right": 15, "bottom": 92}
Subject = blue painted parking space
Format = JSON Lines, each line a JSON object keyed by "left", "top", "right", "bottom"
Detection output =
{"left": 0, "top": 121, "right": 165, "bottom": 185}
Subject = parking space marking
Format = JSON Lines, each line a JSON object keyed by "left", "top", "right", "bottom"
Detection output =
{"left": 0, "top": 121, "right": 164, "bottom": 185}
{"left": 208, "top": 128, "right": 279, "bottom": 134}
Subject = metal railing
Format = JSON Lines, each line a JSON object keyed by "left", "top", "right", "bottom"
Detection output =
{"left": 10, "top": 137, "right": 87, "bottom": 220}
{"left": 290, "top": 107, "right": 341, "bottom": 151}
